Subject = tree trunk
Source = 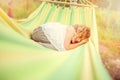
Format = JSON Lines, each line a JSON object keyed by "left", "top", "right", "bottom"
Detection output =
{"left": 26, "top": 0, "right": 29, "bottom": 10}
{"left": 8, "top": 0, "right": 13, "bottom": 17}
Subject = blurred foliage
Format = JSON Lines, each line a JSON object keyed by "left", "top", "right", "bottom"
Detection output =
{"left": 96, "top": 8, "right": 120, "bottom": 42}
{"left": 0, "top": 0, "right": 41, "bottom": 19}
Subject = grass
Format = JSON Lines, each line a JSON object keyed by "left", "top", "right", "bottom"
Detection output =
{"left": 0, "top": 0, "right": 41, "bottom": 19}
{"left": 96, "top": 8, "right": 120, "bottom": 53}
{"left": 96, "top": 8, "right": 120, "bottom": 80}
{"left": 96, "top": 8, "right": 120, "bottom": 41}
{"left": 13, "top": 1, "right": 41, "bottom": 19}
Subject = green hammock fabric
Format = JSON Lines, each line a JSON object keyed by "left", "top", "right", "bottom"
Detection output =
{"left": 0, "top": 1, "right": 112, "bottom": 80}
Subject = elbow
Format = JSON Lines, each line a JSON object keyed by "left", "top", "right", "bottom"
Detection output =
{"left": 64, "top": 45, "right": 73, "bottom": 50}
{"left": 65, "top": 47, "right": 70, "bottom": 50}
{"left": 64, "top": 45, "right": 70, "bottom": 50}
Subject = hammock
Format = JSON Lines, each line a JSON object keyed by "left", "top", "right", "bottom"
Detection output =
{"left": 0, "top": 1, "right": 112, "bottom": 80}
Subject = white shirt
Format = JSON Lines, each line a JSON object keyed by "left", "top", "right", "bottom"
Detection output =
{"left": 41, "top": 22, "right": 67, "bottom": 51}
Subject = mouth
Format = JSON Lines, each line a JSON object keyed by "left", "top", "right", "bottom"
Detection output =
{"left": 72, "top": 40, "right": 78, "bottom": 44}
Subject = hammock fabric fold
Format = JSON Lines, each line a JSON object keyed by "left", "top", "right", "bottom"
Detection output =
{"left": 0, "top": 1, "right": 112, "bottom": 80}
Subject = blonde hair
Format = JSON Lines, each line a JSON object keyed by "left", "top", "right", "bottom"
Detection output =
{"left": 73, "top": 24, "right": 90, "bottom": 41}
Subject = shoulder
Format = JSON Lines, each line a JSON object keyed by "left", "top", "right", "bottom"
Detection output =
{"left": 65, "top": 26, "right": 75, "bottom": 40}
{"left": 66, "top": 26, "right": 75, "bottom": 34}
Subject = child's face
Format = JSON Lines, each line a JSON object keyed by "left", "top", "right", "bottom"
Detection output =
{"left": 72, "top": 34, "right": 83, "bottom": 43}
{"left": 72, "top": 27, "right": 90, "bottom": 44}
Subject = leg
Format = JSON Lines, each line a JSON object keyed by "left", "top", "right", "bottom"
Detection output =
{"left": 31, "top": 27, "right": 50, "bottom": 43}
{"left": 31, "top": 27, "right": 57, "bottom": 50}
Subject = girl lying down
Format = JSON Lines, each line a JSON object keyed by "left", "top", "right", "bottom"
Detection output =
{"left": 31, "top": 22, "right": 90, "bottom": 51}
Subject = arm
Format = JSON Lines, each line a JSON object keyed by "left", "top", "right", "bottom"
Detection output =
{"left": 65, "top": 38, "right": 89, "bottom": 50}
{"left": 64, "top": 27, "right": 88, "bottom": 50}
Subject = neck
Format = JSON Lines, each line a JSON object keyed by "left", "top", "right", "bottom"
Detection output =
{"left": 72, "top": 26, "right": 78, "bottom": 32}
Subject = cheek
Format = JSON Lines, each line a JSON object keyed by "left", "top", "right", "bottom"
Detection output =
{"left": 76, "top": 38, "right": 81, "bottom": 41}
{"left": 74, "top": 38, "right": 81, "bottom": 43}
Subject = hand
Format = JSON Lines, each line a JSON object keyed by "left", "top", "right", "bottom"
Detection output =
{"left": 80, "top": 38, "right": 89, "bottom": 44}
